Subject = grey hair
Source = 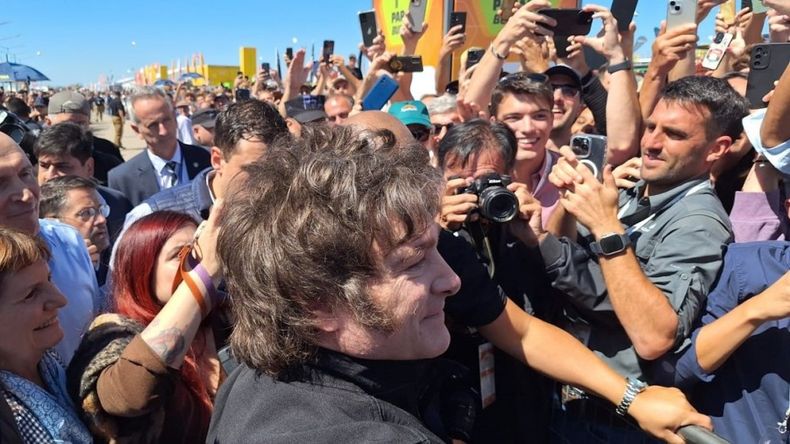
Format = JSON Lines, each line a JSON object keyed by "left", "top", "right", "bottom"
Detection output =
{"left": 39, "top": 175, "right": 98, "bottom": 218}
{"left": 427, "top": 94, "right": 458, "bottom": 115}
{"left": 128, "top": 86, "right": 171, "bottom": 124}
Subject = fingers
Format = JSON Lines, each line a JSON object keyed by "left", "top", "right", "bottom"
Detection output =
{"left": 602, "top": 164, "right": 617, "bottom": 189}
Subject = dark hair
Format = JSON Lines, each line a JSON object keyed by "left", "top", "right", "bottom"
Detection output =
{"left": 33, "top": 122, "right": 93, "bottom": 164}
{"left": 660, "top": 76, "right": 750, "bottom": 141}
{"left": 490, "top": 72, "right": 554, "bottom": 117}
{"left": 5, "top": 98, "right": 30, "bottom": 117}
{"left": 720, "top": 71, "right": 748, "bottom": 82}
{"left": 213, "top": 99, "right": 288, "bottom": 160}
{"left": 110, "top": 211, "right": 212, "bottom": 425}
{"left": 438, "top": 119, "right": 517, "bottom": 173}
{"left": 218, "top": 125, "right": 440, "bottom": 377}
{"left": 39, "top": 175, "right": 98, "bottom": 217}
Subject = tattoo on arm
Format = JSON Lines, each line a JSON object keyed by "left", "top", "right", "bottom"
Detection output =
{"left": 144, "top": 319, "right": 187, "bottom": 367}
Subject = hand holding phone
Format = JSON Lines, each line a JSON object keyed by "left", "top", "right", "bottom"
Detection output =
{"left": 409, "top": 0, "right": 428, "bottom": 33}
{"left": 450, "top": 12, "right": 467, "bottom": 34}
{"left": 362, "top": 75, "right": 399, "bottom": 110}
{"left": 666, "top": 0, "right": 699, "bottom": 29}
{"left": 322, "top": 40, "right": 335, "bottom": 64}
{"left": 571, "top": 134, "right": 608, "bottom": 180}
{"left": 359, "top": 10, "right": 378, "bottom": 47}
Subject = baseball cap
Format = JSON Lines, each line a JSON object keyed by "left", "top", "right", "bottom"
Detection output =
{"left": 285, "top": 95, "right": 328, "bottom": 124}
{"left": 48, "top": 91, "right": 91, "bottom": 116}
{"left": 191, "top": 108, "right": 219, "bottom": 129}
{"left": 388, "top": 101, "right": 431, "bottom": 128}
{"left": 544, "top": 64, "right": 582, "bottom": 90}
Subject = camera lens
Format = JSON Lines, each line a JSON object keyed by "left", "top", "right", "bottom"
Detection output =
{"left": 478, "top": 187, "right": 518, "bottom": 223}
{"left": 714, "top": 33, "right": 723, "bottom": 43}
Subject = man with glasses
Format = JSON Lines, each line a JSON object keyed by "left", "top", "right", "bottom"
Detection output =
{"left": 34, "top": 122, "right": 132, "bottom": 245}
{"left": 544, "top": 65, "right": 585, "bottom": 150}
{"left": 40, "top": 175, "right": 111, "bottom": 285}
{"left": 389, "top": 100, "right": 435, "bottom": 163}
{"left": 426, "top": 94, "right": 461, "bottom": 148}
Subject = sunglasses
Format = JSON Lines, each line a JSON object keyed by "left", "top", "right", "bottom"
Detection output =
{"left": 408, "top": 125, "right": 432, "bottom": 142}
{"left": 552, "top": 84, "right": 580, "bottom": 98}
{"left": 433, "top": 122, "right": 455, "bottom": 134}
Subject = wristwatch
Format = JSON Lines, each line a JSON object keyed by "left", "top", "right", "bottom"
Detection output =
{"left": 590, "top": 233, "right": 631, "bottom": 257}
{"left": 607, "top": 58, "right": 632, "bottom": 74}
{"left": 616, "top": 377, "right": 647, "bottom": 416}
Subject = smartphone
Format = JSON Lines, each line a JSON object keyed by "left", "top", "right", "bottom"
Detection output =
{"left": 571, "top": 134, "right": 607, "bottom": 180}
{"left": 701, "top": 32, "right": 734, "bottom": 70}
{"left": 409, "top": 0, "right": 428, "bottom": 33}
{"left": 362, "top": 75, "right": 399, "bottom": 111}
{"left": 746, "top": 43, "right": 790, "bottom": 108}
{"left": 742, "top": 0, "right": 768, "bottom": 14}
{"left": 466, "top": 48, "right": 485, "bottom": 69}
{"left": 450, "top": 12, "right": 467, "bottom": 34}
{"left": 261, "top": 62, "right": 270, "bottom": 75}
{"left": 500, "top": 0, "right": 518, "bottom": 22}
{"left": 611, "top": 0, "right": 639, "bottom": 32}
{"left": 720, "top": 0, "right": 737, "bottom": 24}
{"left": 322, "top": 40, "right": 335, "bottom": 64}
{"left": 359, "top": 10, "right": 378, "bottom": 47}
{"left": 235, "top": 88, "right": 251, "bottom": 101}
{"left": 388, "top": 55, "right": 424, "bottom": 73}
{"left": 537, "top": 9, "right": 594, "bottom": 36}
{"left": 285, "top": 47, "right": 293, "bottom": 60}
{"left": 666, "top": 0, "right": 698, "bottom": 29}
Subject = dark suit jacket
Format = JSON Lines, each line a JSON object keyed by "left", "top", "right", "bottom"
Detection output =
{"left": 92, "top": 150, "right": 123, "bottom": 186}
{"left": 107, "top": 143, "right": 210, "bottom": 207}
{"left": 94, "top": 136, "right": 124, "bottom": 163}
{"left": 97, "top": 185, "right": 132, "bottom": 287}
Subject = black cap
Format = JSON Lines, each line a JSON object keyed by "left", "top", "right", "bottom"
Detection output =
{"left": 544, "top": 64, "right": 582, "bottom": 90}
{"left": 285, "top": 95, "right": 327, "bottom": 123}
{"left": 191, "top": 108, "right": 218, "bottom": 128}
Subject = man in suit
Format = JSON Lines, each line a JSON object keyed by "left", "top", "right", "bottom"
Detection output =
{"left": 108, "top": 87, "right": 210, "bottom": 206}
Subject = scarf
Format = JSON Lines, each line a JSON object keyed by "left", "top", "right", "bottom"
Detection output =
{"left": 0, "top": 350, "right": 92, "bottom": 443}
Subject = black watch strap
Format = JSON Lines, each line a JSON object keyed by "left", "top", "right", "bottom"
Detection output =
{"left": 607, "top": 59, "right": 632, "bottom": 74}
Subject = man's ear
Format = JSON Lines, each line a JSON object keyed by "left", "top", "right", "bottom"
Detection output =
{"left": 311, "top": 304, "right": 341, "bottom": 334}
{"left": 706, "top": 135, "right": 733, "bottom": 163}
{"left": 210, "top": 146, "right": 223, "bottom": 171}
{"left": 85, "top": 157, "right": 94, "bottom": 177}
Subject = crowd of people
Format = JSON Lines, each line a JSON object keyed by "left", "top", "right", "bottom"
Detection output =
{"left": 0, "top": 0, "right": 788, "bottom": 442}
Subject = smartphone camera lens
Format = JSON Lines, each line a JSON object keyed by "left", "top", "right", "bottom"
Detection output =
{"left": 714, "top": 33, "right": 723, "bottom": 43}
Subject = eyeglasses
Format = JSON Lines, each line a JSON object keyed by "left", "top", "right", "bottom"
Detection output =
{"left": 72, "top": 204, "right": 110, "bottom": 222}
{"left": 433, "top": 123, "right": 455, "bottom": 134}
{"left": 408, "top": 125, "right": 432, "bottom": 142}
{"left": 552, "top": 84, "right": 580, "bottom": 98}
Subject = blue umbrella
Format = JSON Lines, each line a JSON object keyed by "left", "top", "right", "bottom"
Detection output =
{"left": 153, "top": 79, "right": 176, "bottom": 87}
{"left": 0, "top": 61, "right": 50, "bottom": 82}
{"left": 178, "top": 72, "right": 203, "bottom": 81}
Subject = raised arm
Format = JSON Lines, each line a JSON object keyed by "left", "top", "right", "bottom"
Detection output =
{"left": 463, "top": 0, "right": 556, "bottom": 111}
{"left": 761, "top": 63, "right": 790, "bottom": 147}
{"left": 639, "top": 23, "right": 697, "bottom": 120}
{"left": 572, "top": 5, "right": 640, "bottom": 166}
{"left": 435, "top": 24, "right": 466, "bottom": 93}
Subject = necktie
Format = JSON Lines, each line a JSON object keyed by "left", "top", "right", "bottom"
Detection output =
{"left": 163, "top": 161, "right": 179, "bottom": 188}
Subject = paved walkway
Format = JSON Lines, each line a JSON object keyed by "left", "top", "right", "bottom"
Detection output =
{"left": 89, "top": 117, "right": 145, "bottom": 161}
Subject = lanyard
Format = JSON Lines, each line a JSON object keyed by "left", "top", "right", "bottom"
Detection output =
{"left": 617, "top": 181, "right": 712, "bottom": 235}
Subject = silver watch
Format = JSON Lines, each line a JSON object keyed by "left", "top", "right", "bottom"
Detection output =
{"left": 615, "top": 377, "right": 647, "bottom": 416}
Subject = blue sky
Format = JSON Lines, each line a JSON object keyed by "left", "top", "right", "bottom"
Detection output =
{"left": 0, "top": 1, "right": 738, "bottom": 86}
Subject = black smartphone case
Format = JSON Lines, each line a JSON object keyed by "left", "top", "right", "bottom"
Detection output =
{"left": 746, "top": 43, "right": 790, "bottom": 108}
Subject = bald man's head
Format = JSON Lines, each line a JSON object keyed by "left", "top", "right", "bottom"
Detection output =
{"left": 0, "top": 133, "right": 40, "bottom": 234}
{"left": 341, "top": 111, "right": 414, "bottom": 146}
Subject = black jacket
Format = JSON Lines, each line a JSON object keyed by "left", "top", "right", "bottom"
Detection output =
{"left": 207, "top": 351, "right": 444, "bottom": 443}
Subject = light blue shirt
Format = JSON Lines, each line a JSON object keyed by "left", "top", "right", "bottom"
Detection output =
{"left": 742, "top": 109, "right": 790, "bottom": 175}
{"left": 145, "top": 144, "right": 187, "bottom": 190}
{"left": 39, "top": 219, "right": 100, "bottom": 365}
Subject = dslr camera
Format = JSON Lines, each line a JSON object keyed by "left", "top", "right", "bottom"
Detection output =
{"left": 457, "top": 173, "right": 519, "bottom": 223}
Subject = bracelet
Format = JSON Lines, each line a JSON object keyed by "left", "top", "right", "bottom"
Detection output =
{"left": 192, "top": 263, "right": 224, "bottom": 310}
{"left": 174, "top": 245, "right": 209, "bottom": 316}
{"left": 490, "top": 43, "right": 507, "bottom": 61}
{"left": 607, "top": 59, "right": 632, "bottom": 75}
{"left": 615, "top": 377, "right": 647, "bottom": 416}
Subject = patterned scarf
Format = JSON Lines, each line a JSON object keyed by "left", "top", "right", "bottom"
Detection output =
{"left": 0, "top": 350, "right": 92, "bottom": 443}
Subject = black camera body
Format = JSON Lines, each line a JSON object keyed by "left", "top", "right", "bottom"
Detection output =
{"left": 458, "top": 173, "right": 519, "bottom": 223}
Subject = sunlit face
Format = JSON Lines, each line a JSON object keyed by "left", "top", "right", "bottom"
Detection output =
{"left": 640, "top": 100, "right": 718, "bottom": 195}
{"left": 153, "top": 224, "right": 197, "bottom": 305}
{"left": 211, "top": 138, "right": 268, "bottom": 199}
{"left": 442, "top": 147, "right": 509, "bottom": 181}
{"left": 329, "top": 224, "right": 461, "bottom": 361}
{"left": 37, "top": 153, "right": 93, "bottom": 184}
{"left": 131, "top": 97, "right": 178, "bottom": 155}
{"left": 56, "top": 188, "right": 110, "bottom": 254}
{"left": 0, "top": 259, "right": 66, "bottom": 366}
{"left": 549, "top": 74, "right": 583, "bottom": 132}
{"left": 324, "top": 97, "right": 353, "bottom": 126}
{"left": 192, "top": 125, "right": 215, "bottom": 147}
{"left": 494, "top": 93, "right": 552, "bottom": 166}
{"left": 430, "top": 110, "right": 462, "bottom": 146}
{"left": 0, "top": 137, "right": 40, "bottom": 234}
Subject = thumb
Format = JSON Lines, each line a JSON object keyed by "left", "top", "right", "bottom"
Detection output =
{"left": 603, "top": 164, "right": 617, "bottom": 189}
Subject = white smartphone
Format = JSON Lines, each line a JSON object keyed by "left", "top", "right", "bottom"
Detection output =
{"left": 666, "top": 0, "right": 699, "bottom": 29}
{"left": 408, "top": 0, "right": 428, "bottom": 33}
{"left": 702, "top": 32, "right": 734, "bottom": 70}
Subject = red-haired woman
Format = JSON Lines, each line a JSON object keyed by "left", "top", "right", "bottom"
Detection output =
{"left": 67, "top": 209, "right": 225, "bottom": 443}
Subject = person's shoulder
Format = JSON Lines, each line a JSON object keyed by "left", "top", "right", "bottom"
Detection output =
{"left": 181, "top": 142, "right": 211, "bottom": 158}
{"left": 38, "top": 218, "right": 84, "bottom": 250}
{"left": 725, "top": 240, "right": 790, "bottom": 265}
{"left": 109, "top": 151, "right": 150, "bottom": 177}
